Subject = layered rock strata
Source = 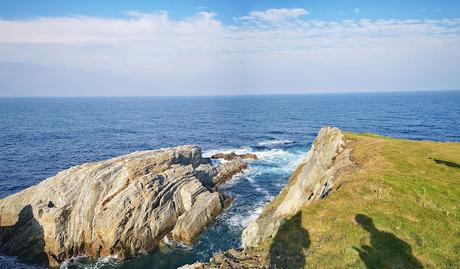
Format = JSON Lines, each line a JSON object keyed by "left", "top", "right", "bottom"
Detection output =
{"left": 0, "top": 145, "right": 248, "bottom": 266}
{"left": 181, "top": 127, "right": 354, "bottom": 269}
{"left": 242, "top": 127, "right": 353, "bottom": 248}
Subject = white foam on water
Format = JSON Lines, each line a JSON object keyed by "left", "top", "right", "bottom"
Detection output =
{"left": 59, "top": 255, "right": 118, "bottom": 269}
{"left": 202, "top": 146, "right": 252, "bottom": 158}
{"left": 257, "top": 139, "right": 295, "bottom": 146}
{"left": 244, "top": 203, "right": 266, "bottom": 227}
{"left": 218, "top": 171, "right": 247, "bottom": 189}
{"left": 207, "top": 142, "right": 307, "bottom": 232}
{"left": 224, "top": 200, "right": 270, "bottom": 230}
{"left": 94, "top": 256, "right": 119, "bottom": 269}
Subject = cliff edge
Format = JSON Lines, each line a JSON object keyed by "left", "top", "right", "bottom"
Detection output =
{"left": 182, "top": 127, "right": 460, "bottom": 268}
{"left": 242, "top": 127, "right": 354, "bottom": 248}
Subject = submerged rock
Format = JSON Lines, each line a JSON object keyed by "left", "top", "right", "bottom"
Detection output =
{"left": 0, "top": 145, "right": 242, "bottom": 266}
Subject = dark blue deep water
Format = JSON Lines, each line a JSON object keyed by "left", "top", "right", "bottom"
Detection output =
{"left": 0, "top": 91, "right": 459, "bottom": 268}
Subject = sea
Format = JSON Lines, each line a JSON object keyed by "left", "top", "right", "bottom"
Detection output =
{"left": 0, "top": 91, "right": 459, "bottom": 269}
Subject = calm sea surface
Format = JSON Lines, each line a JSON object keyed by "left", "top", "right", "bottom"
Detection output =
{"left": 0, "top": 91, "right": 459, "bottom": 268}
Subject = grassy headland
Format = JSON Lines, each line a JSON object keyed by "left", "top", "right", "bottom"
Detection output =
{"left": 265, "top": 132, "right": 460, "bottom": 268}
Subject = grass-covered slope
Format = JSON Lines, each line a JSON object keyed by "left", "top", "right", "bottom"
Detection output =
{"left": 268, "top": 133, "right": 460, "bottom": 268}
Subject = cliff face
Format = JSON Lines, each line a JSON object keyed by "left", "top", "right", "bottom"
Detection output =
{"left": 242, "top": 127, "right": 353, "bottom": 248}
{"left": 180, "top": 127, "right": 355, "bottom": 269}
{"left": 0, "top": 145, "right": 246, "bottom": 266}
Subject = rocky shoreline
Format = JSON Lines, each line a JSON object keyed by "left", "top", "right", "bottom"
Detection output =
{"left": 0, "top": 127, "right": 353, "bottom": 268}
{"left": 0, "top": 145, "right": 251, "bottom": 267}
{"left": 181, "top": 127, "right": 355, "bottom": 268}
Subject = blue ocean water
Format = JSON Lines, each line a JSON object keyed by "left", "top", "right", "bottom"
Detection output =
{"left": 0, "top": 91, "right": 459, "bottom": 269}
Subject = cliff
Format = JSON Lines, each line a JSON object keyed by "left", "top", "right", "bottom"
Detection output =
{"left": 242, "top": 127, "right": 354, "bottom": 248}
{"left": 182, "top": 127, "right": 460, "bottom": 268}
{"left": 0, "top": 145, "right": 248, "bottom": 266}
{"left": 181, "top": 127, "right": 355, "bottom": 269}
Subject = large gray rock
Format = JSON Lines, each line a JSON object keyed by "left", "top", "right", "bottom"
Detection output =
{"left": 241, "top": 127, "right": 354, "bottom": 248}
{"left": 0, "top": 145, "right": 241, "bottom": 266}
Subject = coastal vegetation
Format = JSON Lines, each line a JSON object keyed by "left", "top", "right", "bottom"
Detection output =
{"left": 263, "top": 132, "right": 460, "bottom": 268}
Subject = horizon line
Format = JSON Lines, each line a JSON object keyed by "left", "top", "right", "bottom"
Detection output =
{"left": 1, "top": 89, "right": 459, "bottom": 98}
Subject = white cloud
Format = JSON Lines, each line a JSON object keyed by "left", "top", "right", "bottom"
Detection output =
{"left": 237, "top": 8, "right": 309, "bottom": 25}
{"left": 0, "top": 9, "right": 460, "bottom": 96}
{"left": 354, "top": 8, "right": 361, "bottom": 14}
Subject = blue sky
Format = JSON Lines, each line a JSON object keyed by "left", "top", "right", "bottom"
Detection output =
{"left": 1, "top": 0, "right": 459, "bottom": 21}
{"left": 0, "top": 1, "right": 460, "bottom": 96}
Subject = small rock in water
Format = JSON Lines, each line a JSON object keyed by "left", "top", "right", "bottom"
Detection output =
{"left": 211, "top": 152, "right": 258, "bottom": 161}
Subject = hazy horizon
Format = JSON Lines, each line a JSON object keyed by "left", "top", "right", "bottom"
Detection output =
{"left": 0, "top": 89, "right": 459, "bottom": 98}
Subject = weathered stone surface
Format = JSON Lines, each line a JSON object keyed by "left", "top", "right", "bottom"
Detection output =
{"left": 242, "top": 127, "right": 354, "bottom": 248}
{"left": 179, "top": 248, "right": 268, "bottom": 269}
{"left": 213, "top": 158, "right": 248, "bottom": 186}
{"left": 0, "top": 145, "right": 234, "bottom": 266}
{"left": 211, "top": 152, "right": 258, "bottom": 161}
{"left": 180, "top": 127, "right": 355, "bottom": 269}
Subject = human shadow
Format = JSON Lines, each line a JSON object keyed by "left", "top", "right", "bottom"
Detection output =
{"left": 354, "top": 214, "right": 423, "bottom": 269}
{"left": 269, "top": 212, "right": 310, "bottom": 269}
{"left": 0, "top": 204, "right": 48, "bottom": 266}
{"left": 430, "top": 158, "right": 460, "bottom": 169}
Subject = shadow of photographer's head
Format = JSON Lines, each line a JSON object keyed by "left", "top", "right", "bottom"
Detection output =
{"left": 355, "top": 213, "right": 376, "bottom": 232}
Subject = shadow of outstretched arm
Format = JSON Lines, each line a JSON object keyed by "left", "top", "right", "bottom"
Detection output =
{"left": 355, "top": 213, "right": 424, "bottom": 269}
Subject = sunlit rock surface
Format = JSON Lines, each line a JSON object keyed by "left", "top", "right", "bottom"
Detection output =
{"left": 242, "top": 127, "right": 354, "bottom": 248}
{"left": 181, "top": 127, "right": 354, "bottom": 268}
{"left": 0, "top": 145, "right": 247, "bottom": 266}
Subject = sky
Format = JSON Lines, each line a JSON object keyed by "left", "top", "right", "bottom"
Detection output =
{"left": 0, "top": 0, "right": 460, "bottom": 96}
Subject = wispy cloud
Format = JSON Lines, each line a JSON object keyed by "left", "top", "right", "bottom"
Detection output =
{"left": 0, "top": 8, "right": 459, "bottom": 96}
{"left": 237, "top": 8, "right": 309, "bottom": 25}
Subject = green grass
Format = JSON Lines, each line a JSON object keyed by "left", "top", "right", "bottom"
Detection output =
{"left": 265, "top": 133, "right": 460, "bottom": 268}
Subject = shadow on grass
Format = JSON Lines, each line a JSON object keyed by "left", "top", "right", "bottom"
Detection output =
{"left": 354, "top": 214, "right": 423, "bottom": 269}
{"left": 430, "top": 158, "right": 460, "bottom": 169}
{"left": 269, "top": 212, "right": 310, "bottom": 269}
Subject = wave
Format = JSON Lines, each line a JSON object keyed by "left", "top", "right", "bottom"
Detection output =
{"left": 59, "top": 256, "right": 118, "bottom": 269}
{"left": 206, "top": 143, "right": 307, "bottom": 233}
{"left": 224, "top": 199, "right": 269, "bottom": 231}
{"left": 257, "top": 139, "right": 295, "bottom": 146}
{"left": 202, "top": 146, "right": 253, "bottom": 158}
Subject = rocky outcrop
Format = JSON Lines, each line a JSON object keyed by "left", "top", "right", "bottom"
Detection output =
{"left": 205, "top": 151, "right": 257, "bottom": 187}
{"left": 0, "top": 145, "right": 246, "bottom": 266}
{"left": 179, "top": 248, "right": 268, "bottom": 269}
{"left": 242, "top": 127, "right": 354, "bottom": 248}
{"left": 212, "top": 158, "right": 248, "bottom": 186}
{"left": 211, "top": 152, "right": 258, "bottom": 161}
{"left": 181, "top": 127, "right": 354, "bottom": 269}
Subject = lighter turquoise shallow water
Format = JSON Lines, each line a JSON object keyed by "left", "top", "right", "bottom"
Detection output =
{"left": 0, "top": 91, "right": 459, "bottom": 268}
